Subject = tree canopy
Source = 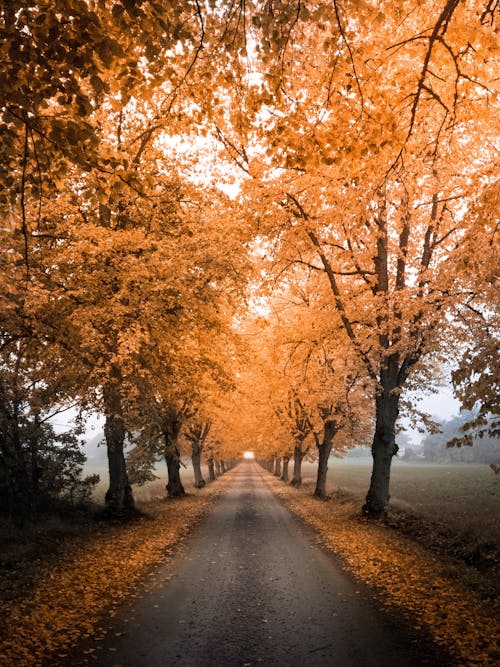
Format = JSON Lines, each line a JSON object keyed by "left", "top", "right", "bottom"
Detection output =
{"left": 1, "top": 0, "right": 498, "bottom": 522}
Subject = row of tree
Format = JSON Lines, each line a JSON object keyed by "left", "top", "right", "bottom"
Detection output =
{"left": 1, "top": 1, "right": 498, "bottom": 524}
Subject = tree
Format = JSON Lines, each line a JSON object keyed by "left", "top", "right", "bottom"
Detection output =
{"left": 214, "top": 0, "right": 499, "bottom": 518}
{"left": 448, "top": 183, "right": 500, "bottom": 445}
{"left": 422, "top": 412, "right": 500, "bottom": 463}
{"left": 185, "top": 419, "right": 211, "bottom": 489}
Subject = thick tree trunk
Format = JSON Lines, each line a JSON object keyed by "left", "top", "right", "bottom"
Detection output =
{"left": 208, "top": 457, "right": 216, "bottom": 481}
{"left": 103, "top": 382, "right": 134, "bottom": 516}
{"left": 281, "top": 455, "right": 290, "bottom": 482}
{"left": 191, "top": 443, "right": 206, "bottom": 488}
{"left": 274, "top": 457, "right": 281, "bottom": 477}
{"left": 1, "top": 402, "right": 33, "bottom": 525}
{"left": 2, "top": 435, "right": 32, "bottom": 525}
{"left": 363, "top": 391, "right": 400, "bottom": 519}
{"left": 290, "top": 443, "right": 305, "bottom": 486}
{"left": 165, "top": 444, "right": 185, "bottom": 497}
{"left": 314, "top": 420, "right": 337, "bottom": 499}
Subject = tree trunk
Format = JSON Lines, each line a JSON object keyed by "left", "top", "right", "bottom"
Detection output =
{"left": 191, "top": 443, "right": 205, "bottom": 488}
{"left": 314, "top": 420, "right": 337, "bottom": 499}
{"left": 281, "top": 455, "right": 290, "bottom": 482}
{"left": 274, "top": 457, "right": 281, "bottom": 477}
{"left": 215, "top": 459, "right": 221, "bottom": 476}
{"left": 103, "top": 382, "right": 134, "bottom": 516}
{"left": 208, "top": 457, "right": 216, "bottom": 481}
{"left": 0, "top": 400, "right": 33, "bottom": 525}
{"left": 362, "top": 391, "right": 400, "bottom": 519}
{"left": 165, "top": 444, "right": 185, "bottom": 497}
{"left": 290, "top": 443, "right": 305, "bottom": 486}
{"left": 220, "top": 459, "right": 226, "bottom": 473}
{"left": 29, "top": 417, "right": 43, "bottom": 511}
{"left": 2, "top": 432, "right": 32, "bottom": 525}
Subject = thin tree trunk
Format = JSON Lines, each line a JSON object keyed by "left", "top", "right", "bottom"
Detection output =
{"left": 103, "top": 382, "right": 134, "bottom": 516}
{"left": 191, "top": 443, "right": 205, "bottom": 488}
{"left": 208, "top": 457, "right": 216, "bottom": 481}
{"left": 362, "top": 391, "right": 400, "bottom": 519}
{"left": 215, "top": 459, "right": 221, "bottom": 476}
{"left": 274, "top": 457, "right": 281, "bottom": 477}
{"left": 290, "top": 442, "right": 305, "bottom": 486}
{"left": 29, "top": 416, "right": 43, "bottom": 512}
{"left": 220, "top": 459, "right": 225, "bottom": 473}
{"left": 314, "top": 420, "right": 337, "bottom": 499}
{"left": 281, "top": 455, "right": 290, "bottom": 482}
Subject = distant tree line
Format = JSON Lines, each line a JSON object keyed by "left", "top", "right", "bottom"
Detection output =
{"left": 402, "top": 413, "right": 500, "bottom": 464}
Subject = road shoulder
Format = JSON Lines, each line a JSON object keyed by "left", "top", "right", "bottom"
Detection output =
{"left": 262, "top": 468, "right": 500, "bottom": 665}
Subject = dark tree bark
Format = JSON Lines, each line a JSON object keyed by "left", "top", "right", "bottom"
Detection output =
{"left": 28, "top": 416, "right": 44, "bottom": 511}
{"left": 290, "top": 441, "right": 306, "bottom": 487}
{"left": 281, "top": 455, "right": 290, "bottom": 482}
{"left": 362, "top": 388, "right": 400, "bottom": 519}
{"left": 215, "top": 459, "right": 221, "bottom": 476}
{"left": 191, "top": 443, "right": 206, "bottom": 488}
{"left": 208, "top": 456, "right": 216, "bottom": 481}
{"left": 103, "top": 380, "right": 134, "bottom": 516}
{"left": 274, "top": 457, "right": 281, "bottom": 477}
{"left": 220, "top": 459, "right": 226, "bottom": 473}
{"left": 314, "top": 419, "right": 337, "bottom": 499}
{"left": 186, "top": 421, "right": 210, "bottom": 489}
{"left": 162, "top": 407, "right": 186, "bottom": 497}
{"left": 165, "top": 444, "right": 185, "bottom": 497}
{"left": 1, "top": 425, "right": 32, "bottom": 525}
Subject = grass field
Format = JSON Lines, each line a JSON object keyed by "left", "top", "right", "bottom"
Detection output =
{"left": 84, "top": 458, "right": 210, "bottom": 504}
{"left": 300, "top": 458, "right": 500, "bottom": 556}
{"left": 87, "top": 456, "right": 499, "bottom": 551}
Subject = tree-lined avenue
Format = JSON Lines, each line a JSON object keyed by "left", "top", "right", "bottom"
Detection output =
{"left": 68, "top": 462, "right": 445, "bottom": 666}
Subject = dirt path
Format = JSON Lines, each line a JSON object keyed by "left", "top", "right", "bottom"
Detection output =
{"left": 68, "top": 461, "right": 446, "bottom": 666}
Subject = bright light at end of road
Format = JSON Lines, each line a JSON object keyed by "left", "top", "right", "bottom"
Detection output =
{"left": 243, "top": 451, "right": 255, "bottom": 460}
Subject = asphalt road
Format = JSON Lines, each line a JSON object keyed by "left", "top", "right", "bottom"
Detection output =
{"left": 72, "top": 461, "right": 448, "bottom": 666}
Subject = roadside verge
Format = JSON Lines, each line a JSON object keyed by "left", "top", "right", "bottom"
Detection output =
{"left": 0, "top": 472, "right": 235, "bottom": 666}
{"left": 261, "top": 468, "right": 499, "bottom": 666}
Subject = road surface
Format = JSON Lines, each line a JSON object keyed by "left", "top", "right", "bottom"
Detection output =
{"left": 70, "top": 461, "right": 448, "bottom": 666}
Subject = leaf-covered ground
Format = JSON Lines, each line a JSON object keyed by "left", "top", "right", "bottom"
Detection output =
{"left": 0, "top": 475, "right": 232, "bottom": 666}
{"left": 264, "top": 472, "right": 500, "bottom": 666}
{"left": 1, "top": 466, "right": 499, "bottom": 666}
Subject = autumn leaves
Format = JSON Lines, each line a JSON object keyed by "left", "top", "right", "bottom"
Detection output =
{"left": 0, "top": 2, "right": 498, "bottom": 524}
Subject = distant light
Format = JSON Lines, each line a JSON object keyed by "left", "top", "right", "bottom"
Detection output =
{"left": 243, "top": 451, "right": 255, "bottom": 460}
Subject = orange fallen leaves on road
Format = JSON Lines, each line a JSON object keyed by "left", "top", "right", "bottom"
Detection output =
{"left": 264, "top": 472, "right": 499, "bottom": 666}
{"left": 0, "top": 476, "right": 232, "bottom": 666}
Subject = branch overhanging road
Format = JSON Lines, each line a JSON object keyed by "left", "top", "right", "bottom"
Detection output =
{"left": 72, "top": 462, "right": 448, "bottom": 666}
